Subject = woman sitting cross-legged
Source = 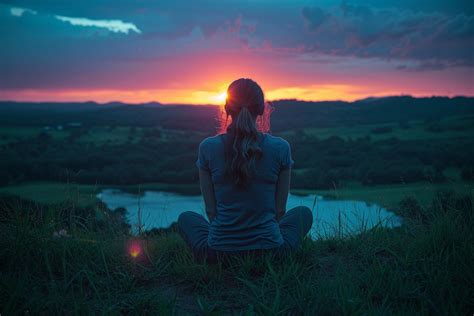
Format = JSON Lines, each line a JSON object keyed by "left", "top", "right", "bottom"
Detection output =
{"left": 177, "top": 78, "right": 313, "bottom": 263}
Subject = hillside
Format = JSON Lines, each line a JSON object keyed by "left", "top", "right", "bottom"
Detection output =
{"left": 1, "top": 96, "right": 473, "bottom": 131}
{"left": 0, "top": 191, "right": 472, "bottom": 314}
{"left": 0, "top": 96, "right": 473, "bottom": 206}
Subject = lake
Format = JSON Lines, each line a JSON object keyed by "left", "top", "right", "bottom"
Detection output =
{"left": 97, "top": 189, "right": 402, "bottom": 239}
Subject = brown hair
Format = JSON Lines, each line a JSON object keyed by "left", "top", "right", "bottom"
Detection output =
{"left": 218, "top": 78, "right": 273, "bottom": 188}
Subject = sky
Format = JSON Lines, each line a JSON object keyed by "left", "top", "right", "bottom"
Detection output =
{"left": 0, "top": 0, "right": 473, "bottom": 104}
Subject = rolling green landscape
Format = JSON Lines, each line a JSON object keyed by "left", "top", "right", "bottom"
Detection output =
{"left": 1, "top": 97, "right": 473, "bottom": 208}
{"left": 1, "top": 97, "right": 473, "bottom": 314}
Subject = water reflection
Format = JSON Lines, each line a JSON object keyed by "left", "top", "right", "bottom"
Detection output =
{"left": 98, "top": 189, "right": 402, "bottom": 239}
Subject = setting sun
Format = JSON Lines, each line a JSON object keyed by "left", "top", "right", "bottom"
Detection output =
{"left": 215, "top": 91, "right": 228, "bottom": 103}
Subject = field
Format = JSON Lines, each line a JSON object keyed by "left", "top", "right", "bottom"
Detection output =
{"left": 0, "top": 181, "right": 200, "bottom": 207}
{"left": 283, "top": 115, "right": 474, "bottom": 141}
{"left": 1, "top": 107, "right": 473, "bottom": 209}
{"left": 2, "top": 113, "right": 473, "bottom": 145}
{"left": 1, "top": 191, "right": 472, "bottom": 314}
{"left": 294, "top": 181, "right": 474, "bottom": 210}
{"left": 0, "top": 126, "right": 69, "bottom": 145}
{"left": 1, "top": 98, "right": 473, "bottom": 314}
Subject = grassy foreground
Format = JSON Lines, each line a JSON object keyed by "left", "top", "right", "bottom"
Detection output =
{"left": 1, "top": 191, "right": 473, "bottom": 315}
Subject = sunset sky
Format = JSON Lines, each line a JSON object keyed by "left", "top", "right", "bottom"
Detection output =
{"left": 0, "top": 0, "right": 473, "bottom": 104}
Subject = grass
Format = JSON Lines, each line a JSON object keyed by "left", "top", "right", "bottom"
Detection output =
{"left": 293, "top": 181, "right": 474, "bottom": 210}
{"left": 77, "top": 127, "right": 138, "bottom": 145}
{"left": 3, "top": 115, "right": 473, "bottom": 148}
{"left": 0, "top": 181, "right": 202, "bottom": 207}
{"left": 0, "top": 191, "right": 473, "bottom": 314}
{"left": 0, "top": 182, "right": 101, "bottom": 207}
{"left": 0, "top": 125, "right": 206, "bottom": 146}
{"left": 0, "top": 126, "right": 69, "bottom": 144}
{"left": 278, "top": 116, "right": 474, "bottom": 141}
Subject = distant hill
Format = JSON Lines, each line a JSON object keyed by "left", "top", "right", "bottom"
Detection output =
{"left": 0, "top": 96, "right": 473, "bottom": 132}
{"left": 270, "top": 96, "right": 474, "bottom": 130}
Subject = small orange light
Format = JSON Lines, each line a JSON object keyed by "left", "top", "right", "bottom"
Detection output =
{"left": 127, "top": 240, "right": 142, "bottom": 259}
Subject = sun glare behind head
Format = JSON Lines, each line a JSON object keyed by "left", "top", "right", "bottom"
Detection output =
{"left": 215, "top": 91, "right": 228, "bottom": 103}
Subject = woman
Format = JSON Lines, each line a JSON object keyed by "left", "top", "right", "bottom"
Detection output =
{"left": 177, "top": 78, "right": 313, "bottom": 263}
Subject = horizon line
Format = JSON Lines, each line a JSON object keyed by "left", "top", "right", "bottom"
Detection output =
{"left": 0, "top": 94, "right": 472, "bottom": 106}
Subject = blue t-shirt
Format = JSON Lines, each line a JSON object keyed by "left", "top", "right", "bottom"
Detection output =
{"left": 196, "top": 132, "right": 294, "bottom": 251}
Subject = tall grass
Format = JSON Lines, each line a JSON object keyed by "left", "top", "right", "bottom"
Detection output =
{"left": 0, "top": 190, "right": 473, "bottom": 314}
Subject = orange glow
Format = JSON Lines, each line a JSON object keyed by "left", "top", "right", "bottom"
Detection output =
{"left": 0, "top": 87, "right": 237, "bottom": 105}
{"left": 127, "top": 240, "right": 142, "bottom": 259}
{"left": 214, "top": 91, "right": 228, "bottom": 103}
{"left": 1, "top": 81, "right": 471, "bottom": 105}
{"left": 265, "top": 84, "right": 403, "bottom": 102}
{"left": 130, "top": 247, "right": 140, "bottom": 258}
{"left": 1, "top": 46, "right": 472, "bottom": 104}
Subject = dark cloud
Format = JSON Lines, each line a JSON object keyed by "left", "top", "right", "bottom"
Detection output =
{"left": 396, "top": 61, "right": 451, "bottom": 72}
{"left": 300, "top": 3, "right": 474, "bottom": 69}
{"left": 0, "top": 0, "right": 473, "bottom": 92}
{"left": 301, "top": 7, "right": 331, "bottom": 30}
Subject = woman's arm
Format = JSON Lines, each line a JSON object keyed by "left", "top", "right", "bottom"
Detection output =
{"left": 275, "top": 168, "right": 291, "bottom": 222}
{"left": 198, "top": 168, "right": 217, "bottom": 222}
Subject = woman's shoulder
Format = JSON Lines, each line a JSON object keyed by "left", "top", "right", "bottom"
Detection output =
{"left": 264, "top": 133, "right": 291, "bottom": 148}
{"left": 199, "top": 133, "right": 290, "bottom": 150}
{"left": 199, "top": 134, "right": 224, "bottom": 149}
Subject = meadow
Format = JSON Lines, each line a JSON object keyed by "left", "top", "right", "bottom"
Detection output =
{"left": 1, "top": 106, "right": 473, "bottom": 209}
{"left": 1, "top": 97, "right": 473, "bottom": 314}
{"left": 1, "top": 190, "right": 472, "bottom": 314}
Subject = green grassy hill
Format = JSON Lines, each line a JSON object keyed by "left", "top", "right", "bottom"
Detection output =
{"left": 1, "top": 191, "right": 472, "bottom": 314}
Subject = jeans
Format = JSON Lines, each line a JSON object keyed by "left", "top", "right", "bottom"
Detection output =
{"left": 177, "top": 206, "right": 313, "bottom": 263}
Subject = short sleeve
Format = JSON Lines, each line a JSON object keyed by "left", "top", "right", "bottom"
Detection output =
{"left": 280, "top": 140, "right": 294, "bottom": 171}
{"left": 195, "top": 140, "right": 211, "bottom": 171}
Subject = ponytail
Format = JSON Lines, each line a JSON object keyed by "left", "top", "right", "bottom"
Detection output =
{"left": 224, "top": 106, "right": 263, "bottom": 188}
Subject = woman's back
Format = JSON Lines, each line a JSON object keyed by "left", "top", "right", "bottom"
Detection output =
{"left": 177, "top": 78, "right": 312, "bottom": 263}
{"left": 196, "top": 132, "right": 294, "bottom": 251}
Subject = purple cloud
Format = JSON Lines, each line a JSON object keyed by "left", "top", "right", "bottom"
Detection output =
{"left": 299, "top": 3, "right": 474, "bottom": 70}
{"left": 0, "top": 0, "right": 473, "bottom": 96}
